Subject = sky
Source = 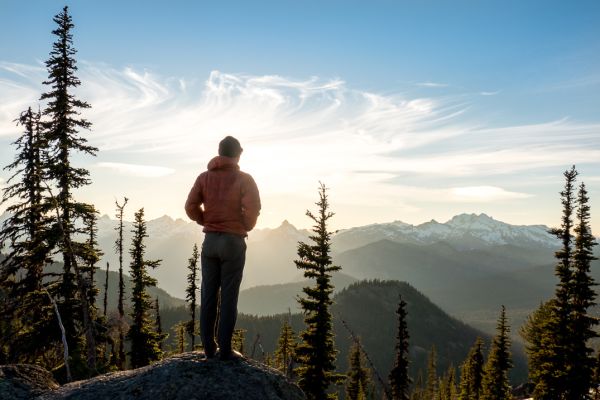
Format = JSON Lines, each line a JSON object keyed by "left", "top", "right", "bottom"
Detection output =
{"left": 0, "top": 0, "right": 599, "bottom": 232}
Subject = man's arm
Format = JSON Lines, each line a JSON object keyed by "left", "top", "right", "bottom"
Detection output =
{"left": 185, "top": 174, "right": 204, "bottom": 225}
{"left": 241, "top": 174, "right": 261, "bottom": 231}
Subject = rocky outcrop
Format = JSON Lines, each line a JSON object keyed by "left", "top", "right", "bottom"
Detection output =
{"left": 0, "top": 364, "right": 59, "bottom": 400}
{"left": 32, "top": 352, "right": 305, "bottom": 400}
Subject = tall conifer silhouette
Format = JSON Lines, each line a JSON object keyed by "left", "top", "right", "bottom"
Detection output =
{"left": 185, "top": 243, "right": 199, "bottom": 350}
{"left": 346, "top": 340, "right": 372, "bottom": 400}
{"left": 481, "top": 306, "right": 512, "bottom": 400}
{"left": 127, "top": 208, "right": 162, "bottom": 368}
{"left": 389, "top": 295, "right": 410, "bottom": 400}
{"left": 0, "top": 107, "right": 53, "bottom": 364}
{"left": 569, "top": 182, "right": 598, "bottom": 398}
{"left": 295, "top": 183, "right": 344, "bottom": 399}
{"left": 40, "top": 6, "right": 98, "bottom": 374}
{"left": 458, "top": 338, "right": 484, "bottom": 400}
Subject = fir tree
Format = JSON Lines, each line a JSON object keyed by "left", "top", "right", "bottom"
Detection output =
{"left": 275, "top": 319, "right": 297, "bottom": 377}
{"left": 114, "top": 196, "right": 128, "bottom": 369}
{"left": 593, "top": 350, "right": 600, "bottom": 400}
{"left": 444, "top": 365, "right": 458, "bottom": 400}
{"left": 481, "top": 306, "right": 512, "bottom": 400}
{"left": 173, "top": 321, "right": 187, "bottom": 354}
{"left": 426, "top": 346, "right": 438, "bottom": 400}
{"left": 0, "top": 107, "right": 53, "bottom": 364}
{"left": 569, "top": 182, "right": 598, "bottom": 398}
{"left": 411, "top": 371, "right": 425, "bottom": 400}
{"left": 523, "top": 167, "right": 594, "bottom": 399}
{"left": 458, "top": 338, "right": 485, "bottom": 400}
{"left": 39, "top": 5, "right": 98, "bottom": 376}
{"left": 155, "top": 297, "right": 164, "bottom": 352}
{"left": 232, "top": 329, "right": 247, "bottom": 354}
{"left": 542, "top": 166, "right": 578, "bottom": 397}
{"left": 127, "top": 208, "right": 163, "bottom": 368}
{"left": 185, "top": 243, "right": 199, "bottom": 351}
{"left": 389, "top": 294, "right": 411, "bottom": 400}
{"left": 520, "top": 300, "right": 556, "bottom": 399}
{"left": 294, "top": 183, "right": 344, "bottom": 399}
{"left": 346, "top": 340, "right": 372, "bottom": 400}
{"left": 80, "top": 206, "right": 102, "bottom": 311}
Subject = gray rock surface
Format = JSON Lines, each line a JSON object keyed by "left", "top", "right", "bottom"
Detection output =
{"left": 37, "top": 352, "right": 305, "bottom": 400}
{"left": 0, "top": 364, "right": 59, "bottom": 400}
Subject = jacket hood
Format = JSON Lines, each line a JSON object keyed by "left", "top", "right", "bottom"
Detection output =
{"left": 207, "top": 156, "right": 240, "bottom": 171}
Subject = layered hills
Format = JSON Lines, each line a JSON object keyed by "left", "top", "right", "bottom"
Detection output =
{"left": 161, "top": 280, "right": 528, "bottom": 386}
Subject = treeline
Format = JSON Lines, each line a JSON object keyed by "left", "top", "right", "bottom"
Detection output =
{"left": 0, "top": 6, "right": 168, "bottom": 381}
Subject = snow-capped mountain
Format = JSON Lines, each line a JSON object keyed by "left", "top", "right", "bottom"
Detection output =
{"left": 333, "top": 213, "right": 559, "bottom": 252}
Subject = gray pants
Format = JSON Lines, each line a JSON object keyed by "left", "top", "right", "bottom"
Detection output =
{"left": 200, "top": 232, "right": 246, "bottom": 355}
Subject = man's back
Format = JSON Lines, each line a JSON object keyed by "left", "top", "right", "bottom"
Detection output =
{"left": 185, "top": 155, "right": 260, "bottom": 236}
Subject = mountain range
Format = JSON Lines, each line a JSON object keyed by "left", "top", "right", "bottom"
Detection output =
{"left": 0, "top": 211, "right": 561, "bottom": 296}
{"left": 3, "top": 211, "right": 597, "bottom": 336}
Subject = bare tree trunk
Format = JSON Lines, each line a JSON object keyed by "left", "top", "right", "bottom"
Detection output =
{"left": 103, "top": 262, "right": 109, "bottom": 317}
{"left": 45, "top": 289, "right": 71, "bottom": 382}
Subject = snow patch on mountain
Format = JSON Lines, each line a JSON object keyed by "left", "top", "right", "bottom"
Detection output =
{"left": 333, "top": 213, "right": 560, "bottom": 252}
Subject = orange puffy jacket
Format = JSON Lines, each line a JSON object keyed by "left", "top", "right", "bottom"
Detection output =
{"left": 185, "top": 156, "right": 261, "bottom": 237}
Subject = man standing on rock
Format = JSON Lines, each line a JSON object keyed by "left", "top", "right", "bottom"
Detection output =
{"left": 185, "top": 136, "right": 261, "bottom": 360}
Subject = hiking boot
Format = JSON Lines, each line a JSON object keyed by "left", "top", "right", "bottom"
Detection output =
{"left": 217, "top": 349, "right": 244, "bottom": 361}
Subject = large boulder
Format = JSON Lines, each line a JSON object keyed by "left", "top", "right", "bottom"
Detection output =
{"left": 37, "top": 352, "right": 305, "bottom": 400}
{"left": 0, "top": 364, "right": 59, "bottom": 400}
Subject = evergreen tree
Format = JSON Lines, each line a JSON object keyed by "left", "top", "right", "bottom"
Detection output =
{"left": 444, "top": 365, "right": 458, "bottom": 400}
{"left": 593, "top": 350, "right": 600, "bottom": 400}
{"left": 523, "top": 167, "right": 597, "bottom": 399}
{"left": 294, "top": 183, "right": 344, "bottom": 400}
{"left": 0, "top": 107, "right": 54, "bottom": 364}
{"left": 275, "top": 319, "right": 297, "bottom": 377}
{"left": 346, "top": 340, "right": 372, "bottom": 400}
{"left": 232, "top": 329, "right": 247, "bottom": 354}
{"left": 540, "top": 166, "right": 578, "bottom": 398}
{"left": 481, "top": 306, "right": 512, "bottom": 400}
{"left": 155, "top": 297, "right": 164, "bottom": 352}
{"left": 114, "top": 196, "right": 128, "bottom": 369}
{"left": 126, "top": 208, "right": 163, "bottom": 368}
{"left": 569, "top": 182, "right": 598, "bottom": 398}
{"left": 80, "top": 206, "right": 102, "bottom": 311}
{"left": 425, "top": 346, "right": 438, "bottom": 400}
{"left": 185, "top": 243, "right": 199, "bottom": 351}
{"left": 520, "top": 300, "right": 556, "bottom": 399}
{"left": 174, "top": 321, "right": 187, "bottom": 354}
{"left": 389, "top": 295, "right": 411, "bottom": 400}
{"left": 458, "top": 338, "right": 485, "bottom": 400}
{"left": 411, "top": 371, "right": 425, "bottom": 400}
{"left": 40, "top": 5, "right": 98, "bottom": 376}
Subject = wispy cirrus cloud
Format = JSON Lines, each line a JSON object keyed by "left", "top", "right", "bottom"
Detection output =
{"left": 416, "top": 81, "right": 449, "bottom": 88}
{"left": 95, "top": 162, "right": 175, "bottom": 177}
{"left": 449, "top": 186, "right": 532, "bottom": 202}
{"left": 1, "top": 61, "right": 599, "bottom": 229}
